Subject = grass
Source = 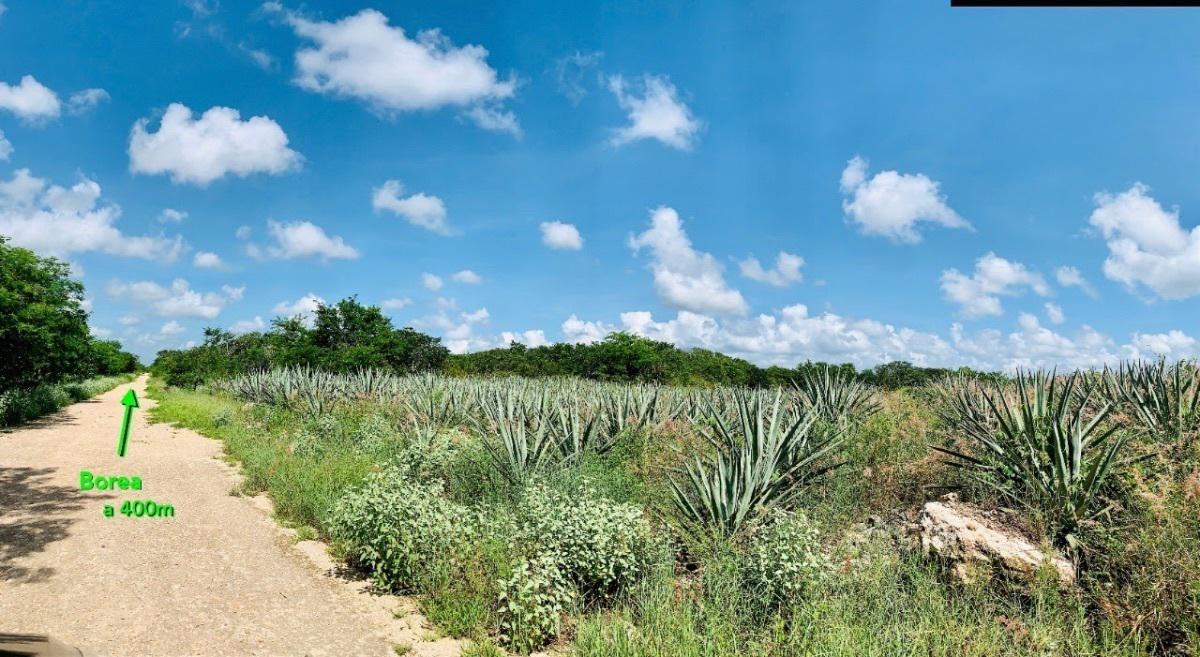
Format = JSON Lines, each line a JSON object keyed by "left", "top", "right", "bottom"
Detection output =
{"left": 1, "top": 372, "right": 138, "bottom": 427}
{"left": 146, "top": 376, "right": 1200, "bottom": 656}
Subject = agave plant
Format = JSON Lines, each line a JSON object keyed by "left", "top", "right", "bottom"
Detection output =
{"left": 793, "top": 365, "right": 881, "bottom": 426}
{"left": 473, "top": 388, "right": 560, "bottom": 485}
{"left": 1100, "top": 359, "right": 1200, "bottom": 439}
{"left": 933, "top": 370, "right": 1127, "bottom": 543}
{"left": 669, "top": 390, "right": 843, "bottom": 537}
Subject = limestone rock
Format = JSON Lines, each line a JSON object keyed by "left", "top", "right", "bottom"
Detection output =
{"left": 918, "top": 497, "right": 1075, "bottom": 585}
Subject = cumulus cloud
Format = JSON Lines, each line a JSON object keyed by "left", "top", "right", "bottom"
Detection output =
{"left": 118, "top": 315, "right": 141, "bottom": 327}
{"left": 274, "top": 7, "right": 517, "bottom": 128}
{"left": 380, "top": 297, "right": 412, "bottom": 310}
{"left": 250, "top": 220, "right": 359, "bottom": 261}
{"left": 1055, "top": 265, "right": 1098, "bottom": 298}
{"left": 0, "top": 75, "right": 61, "bottom": 122}
{"left": 272, "top": 293, "right": 324, "bottom": 320}
{"left": 159, "top": 208, "right": 188, "bottom": 223}
{"left": 422, "top": 273, "right": 443, "bottom": 291}
{"left": 553, "top": 51, "right": 602, "bottom": 105}
{"left": 940, "top": 253, "right": 1051, "bottom": 318}
{"left": 629, "top": 206, "right": 748, "bottom": 315}
{"left": 65, "top": 88, "right": 109, "bottom": 115}
{"left": 0, "top": 130, "right": 11, "bottom": 161}
{"left": 501, "top": 329, "right": 548, "bottom": 347}
{"left": 561, "top": 314, "right": 614, "bottom": 344}
{"left": 229, "top": 316, "right": 266, "bottom": 334}
{"left": 193, "top": 251, "right": 224, "bottom": 269}
{"left": 372, "top": 180, "right": 451, "bottom": 234}
{"left": 451, "top": 269, "right": 483, "bottom": 285}
{"left": 839, "top": 156, "right": 970, "bottom": 244}
{"left": 0, "top": 169, "right": 184, "bottom": 261}
{"left": 412, "top": 304, "right": 510, "bottom": 354}
{"left": 160, "top": 320, "right": 185, "bottom": 336}
{"left": 607, "top": 74, "right": 702, "bottom": 150}
{"left": 739, "top": 252, "right": 804, "bottom": 287}
{"left": 1044, "top": 302, "right": 1065, "bottom": 325}
{"left": 540, "top": 221, "right": 583, "bottom": 250}
{"left": 463, "top": 105, "right": 522, "bottom": 137}
{"left": 106, "top": 278, "right": 241, "bottom": 319}
{"left": 129, "top": 103, "right": 301, "bottom": 185}
{"left": 1088, "top": 183, "right": 1200, "bottom": 300}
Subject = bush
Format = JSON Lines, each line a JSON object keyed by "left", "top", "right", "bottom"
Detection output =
{"left": 514, "top": 483, "right": 657, "bottom": 601}
{"left": 739, "top": 509, "right": 828, "bottom": 615}
{"left": 497, "top": 553, "right": 575, "bottom": 654}
{"left": 326, "top": 469, "right": 472, "bottom": 593}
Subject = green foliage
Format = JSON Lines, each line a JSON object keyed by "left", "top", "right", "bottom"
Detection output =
{"left": 793, "top": 364, "right": 881, "bottom": 425}
{"left": 498, "top": 553, "right": 575, "bottom": 654}
{"left": 670, "top": 390, "right": 842, "bottom": 536}
{"left": 0, "top": 373, "right": 134, "bottom": 426}
{"left": 150, "top": 297, "right": 449, "bottom": 387}
{"left": 738, "top": 509, "right": 828, "bottom": 614}
{"left": 326, "top": 469, "right": 472, "bottom": 593}
{"left": 1100, "top": 359, "right": 1200, "bottom": 440}
{"left": 935, "top": 370, "right": 1128, "bottom": 543}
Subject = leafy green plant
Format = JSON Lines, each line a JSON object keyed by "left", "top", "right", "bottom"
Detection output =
{"left": 739, "top": 508, "right": 828, "bottom": 615}
{"left": 497, "top": 553, "right": 575, "bottom": 654}
{"left": 326, "top": 469, "right": 471, "bottom": 592}
{"left": 670, "top": 390, "right": 843, "bottom": 536}
{"left": 934, "top": 370, "right": 1128, "bottom": 544}
{"left": 474, "top": 388, "right": 560, "bottom": 485}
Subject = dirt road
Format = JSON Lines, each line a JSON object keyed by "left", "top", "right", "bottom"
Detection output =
{"left": 0, "top": 376, "right": 461, "bottom": 657}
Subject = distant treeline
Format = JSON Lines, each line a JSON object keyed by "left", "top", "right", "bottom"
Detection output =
{"left": 151, "top": 296, "right": 996, "bottom": 389}
{"left": 1, "top": 236, "right": 141, "bottom": 391}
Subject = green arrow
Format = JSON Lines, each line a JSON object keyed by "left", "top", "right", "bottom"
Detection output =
{"left": 117, "top": 389, "right": 139, "bottom": 457}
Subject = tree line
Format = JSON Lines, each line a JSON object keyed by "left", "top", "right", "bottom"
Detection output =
{"left": 150, "top": 296, "right": 995, "bottom": 389}
{"left": 1, "top": 237, "right": 141, "bottom": 392}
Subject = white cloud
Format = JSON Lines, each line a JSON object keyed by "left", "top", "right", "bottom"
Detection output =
{"left": 462, "top": 307, "right": 490, "bottom": 324}
{"left": 380, "top": 297, "right": 412, "bottom": 310}
{"left": 65, "top": 88, "right": 109, "bottom": 115}
{"left": 0, "top": 169, "right": 184, "bottom": 261}
{"left": 272, "top": 293, "right": 324, "bottom": 320}
{"left": 561, "top": 314, "right": 614, "bottom": 344}
{"left": 1044, "top": 302, "right": 1065, "bottom": 325}
{"left": 372, "top": 180, "right": 451, "bottom": 234}
{"left": 540, "top": 221, "right": 583, "bottom": 250}
{"left": 106, "top": 278, "right": 241, "bottom": 319}
{"left": 118, "top": 315, "right": 141, "bottom": 327}
{"left": 160, "top": 320, "right": 185, "bottom": 336}
{"left": 229, "top": 316, "right": 266, "bottom": 334}
{"left": 463, "top": 105, "right": 522, "bottom": 137}
{"left": 276, "top": 7, "right": 516, "bottom": 124}
{"left": 553, "top": 51, "right": 602, "bottom": 105}
{"left": 451, "top": 269, "right": 483, "bottom": 285}
{"left": 422, "top": 273, "right": 443, "bottom": 291}
{"left": 500, "top": 329, "right": 548, "bottom": 347}
{"left": 940, "top": 253, "right": 1050, "bottom": 318}
{"left": 0, "top": 75, "right": 61, "bottom": 122}
{"left": 0, "top": 3, "right": 7, "bottom": 20}
{"left": 1125, "top": 330, "right": 1198, "bottom": 360}
{"left": 607, "top": 74, "right": 702, "bottom": 150}
{"left": 235, "top": 225, "right": 252, "bottom": 240}
{"left": 90, "top": 326, "right": 112, "bottom": 339}
{"left": 740, "top": 252, "right": 804, "bottom": 287}
{"left": 839, "top": 156, "right": 970, "bottom": 244}
{"left": 629, "top": 206, "right": 748, "bottom": 315}
{"left": 129, "top": 103, "right": 301, "bottom": 185}
{"left": 435, "top": 297, "right": 457, "bottom": 310}
{"left": 253, "top": 220, "right": 359, "bottom": 261}
{"left": 1055, "top": 265, "right": 1098, "bottom": 298}
{"left": 159, "top": 208, "right": 188, "bottom": 223}
{"left": 0, "top": 130, "right": 11, "bottom": 161}
{"left": 193, "top": 251, "right": 224, "bottom": 269}
{"left": 1088, "top": 183, "right": 1200, "bottom": 300}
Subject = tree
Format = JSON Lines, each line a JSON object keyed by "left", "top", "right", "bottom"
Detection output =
{"left": 0, "top": 237, "right": 92, "bottom": 389}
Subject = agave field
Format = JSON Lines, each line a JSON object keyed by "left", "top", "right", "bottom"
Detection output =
{"left": 151, "top": 361, "right": 1200, "bottom": 656}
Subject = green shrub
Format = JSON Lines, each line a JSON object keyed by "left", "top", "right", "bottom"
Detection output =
{"left": 739, "top": 509, "right": 828, "bottom": 615}
{"left": 497, "top": 553, "right": 575, "bottom": 654}
{"left": 326, "top": 469, "right": 471, "bottom": 592}
{"left": 514, "top": 483, "right": 657, "bottom": 601}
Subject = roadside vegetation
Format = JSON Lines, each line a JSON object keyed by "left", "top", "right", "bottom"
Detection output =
{"left": 0, "top": 236, "right": 140, "bottom": 427}
{"left": 147, "top": 354, "right": 1200, "bottom": 656}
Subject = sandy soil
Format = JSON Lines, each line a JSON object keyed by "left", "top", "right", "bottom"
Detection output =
{"left": 0, "top": 376, "right": 466, "bottom": 657}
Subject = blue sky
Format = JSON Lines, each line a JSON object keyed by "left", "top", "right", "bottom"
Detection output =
{"left": 2, "top": 1, "right": 1199, "bottom": 370}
